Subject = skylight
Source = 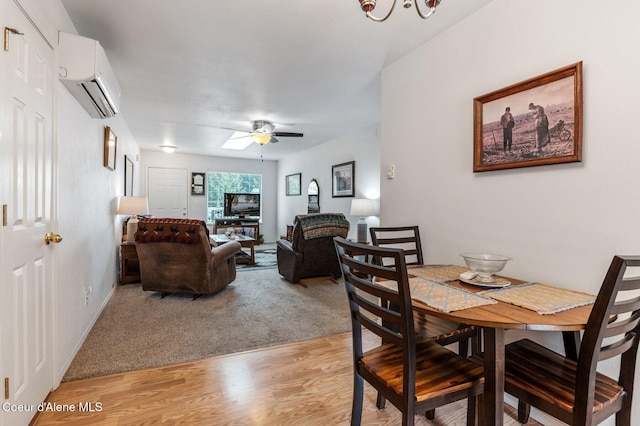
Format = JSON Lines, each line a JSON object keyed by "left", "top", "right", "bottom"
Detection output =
{"left": 221, "top": 132, "right": 253, "bottom": 150}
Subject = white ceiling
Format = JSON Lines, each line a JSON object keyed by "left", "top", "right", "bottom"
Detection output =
{"left": 60, "top": 0, "right": 492, "bottom": 160}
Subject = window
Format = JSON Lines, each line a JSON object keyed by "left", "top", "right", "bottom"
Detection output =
{"left": 207, "top": 172, "right": 262, "bottom": 222}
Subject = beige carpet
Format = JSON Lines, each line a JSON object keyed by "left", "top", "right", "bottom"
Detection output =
{"left": 63, "top": 268, "right": 350, "bottom": 381}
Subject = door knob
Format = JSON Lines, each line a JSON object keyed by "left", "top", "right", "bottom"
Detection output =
{"left": 44, "top": 232, "right": 62, "bottom": 244}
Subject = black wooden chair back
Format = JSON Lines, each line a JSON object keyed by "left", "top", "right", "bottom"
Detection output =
{"left": 505, "top": 255, "right": 640, "bottom": 425}
{"left": 333, "top": 237, "right": 483, "bottom": 426}
{"left": 369, "top": 226, "right": 424, "bottom": 266}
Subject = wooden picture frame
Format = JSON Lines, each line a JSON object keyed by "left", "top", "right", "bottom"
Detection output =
{"left": 332, "top": 161, "right": 355, "bottom": 198}
{"left": 473, "top": 62, "right": 583, "bottom": 172}
{"left": 285, "top": 173, "right": 301, "bottom": 196}
{"left": 124, "top": 155, "right": 134, "bottom": 195}
{"left": 104, "top": 126, "right": 117, "bottom": 170}
{"left": 191, "top": 172, "right": 205, "bottom": 196}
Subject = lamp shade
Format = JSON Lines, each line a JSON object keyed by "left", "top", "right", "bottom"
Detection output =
{"left": 118, "top": 197, "right": 149, "bottom": 243}
{"left": 350, "top": 198, "right": 378, "bottom": 217}
{"left": 117, "top": 196, "right": 149, "bottom": 216}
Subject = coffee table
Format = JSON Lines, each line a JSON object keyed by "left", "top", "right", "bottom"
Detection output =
{"left": 209, "top": 234, "right": 256, "bottom": 265}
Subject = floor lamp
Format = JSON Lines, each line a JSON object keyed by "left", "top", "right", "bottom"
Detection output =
{"left": 350, "top": 199, "right": 378, "bottom": 244}
{"left": 117, "top": 196, "right": 149, "bottom": 243}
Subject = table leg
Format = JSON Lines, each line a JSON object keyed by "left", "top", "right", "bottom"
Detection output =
{"left": 562, "top": 330, "right": 580, "bottom": 360}
{"left": 481, "top": 327, "right": 505, "bottom": 426}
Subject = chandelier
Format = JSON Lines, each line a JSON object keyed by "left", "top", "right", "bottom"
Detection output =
{"left": 357, "top": 0, "right": 441, "bottom": 22}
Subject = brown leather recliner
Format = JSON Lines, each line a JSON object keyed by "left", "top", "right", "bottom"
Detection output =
{"left": 135, "top": 218, "right": 240, "bottom": 296}
{"left": 276, "top": 213, "right": 350, "bottom": 283}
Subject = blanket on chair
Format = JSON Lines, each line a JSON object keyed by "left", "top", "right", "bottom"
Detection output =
{"left": 296, "top": 213, "right": 349, "bottom": 240}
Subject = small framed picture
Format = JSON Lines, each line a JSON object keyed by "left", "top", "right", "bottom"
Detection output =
{"left": 473, "top": 62, "right": 583, "bottom": 172}
{"left": 103, "top": 126, "right": 117, "bottom": 170}
{"left": 332, "top": 161, "right": 355, "bottom": 198}
{"left": 191, "top": 172, "right": 205, "bottom": 195}
{"left": 285, "top": 173, "right": 301, "bottom": 196}
{"left": 124, "top": 155, "right": 134, "bottom": 195}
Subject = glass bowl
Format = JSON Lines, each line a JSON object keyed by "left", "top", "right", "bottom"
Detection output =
{"left": 460, "top": 253, "right": 511, "bottom": 283}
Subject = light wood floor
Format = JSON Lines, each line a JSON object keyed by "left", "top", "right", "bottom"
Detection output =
{"left": 34, "top": 331, "right": 538, "bottom": 425}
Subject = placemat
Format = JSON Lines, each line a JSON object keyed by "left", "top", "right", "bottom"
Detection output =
{"left": 483, "top": 282, "right": 596, "bottom": 315}
{"left": 377, "top": 276, "right": 497, "bottom": 313}
{"left": 409, "top": 265, "right": 469, "bottom": 282}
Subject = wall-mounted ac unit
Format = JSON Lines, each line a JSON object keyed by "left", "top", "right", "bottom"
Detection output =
{"left": 57, "top": 32, "right": 121, "bottom": 119}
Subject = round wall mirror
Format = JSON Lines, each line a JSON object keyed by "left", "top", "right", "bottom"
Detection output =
{"left": 308, "top": 179, "right": 319, "bottom": 214}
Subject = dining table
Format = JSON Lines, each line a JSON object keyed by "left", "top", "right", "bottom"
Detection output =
{"left": 386, "top": 265, "right": 594, "bottom": 426}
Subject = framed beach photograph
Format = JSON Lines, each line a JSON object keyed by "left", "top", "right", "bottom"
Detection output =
{"left": 332, "top": 161, "right": 355, "bottom": 197}
{"left": 285, "top": 173, "right": 301, "bottom": 196}
{"left": 473, "top": 62, "right": 583, "bottom": 172}
{"left": 103, "top": 126, "right": 117, "bottom": 170}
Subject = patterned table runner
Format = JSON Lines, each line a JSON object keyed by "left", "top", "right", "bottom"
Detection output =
{"left": 483, "top": 282, "right": 596, "bottom": 315}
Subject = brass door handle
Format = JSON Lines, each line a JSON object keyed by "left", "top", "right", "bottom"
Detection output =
{"left": 44, "top": 232, "right": 62, "bottom": 244}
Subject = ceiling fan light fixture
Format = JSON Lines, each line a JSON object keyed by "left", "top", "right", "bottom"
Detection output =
{"left": 252, "top": 134, "right": 271, "bottom": 145}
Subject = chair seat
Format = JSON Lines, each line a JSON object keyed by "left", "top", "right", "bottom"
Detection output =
{"left": 362, "top": 338, "right": 484, "bottom": 403}
{"left": 505, "top": 339, "right": 625, "bottom": 420}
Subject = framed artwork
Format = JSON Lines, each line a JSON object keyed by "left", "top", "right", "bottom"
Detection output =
{"left": 473, "top": 62, "right": 583, "bottom": 172}
{"left": 124, "top": 155, "right": 134, "bottom": 195}
{"left": 332, "top": 161, "right": 355, "bottom": 197}
{"left": 191, "top": 172, "right": 205, "bottom": 195}
{"left": 103, "top": 126, "right": 117, "bottom": 170}
{"left": 285, "top": 173, "right": 301, "bottom": 196}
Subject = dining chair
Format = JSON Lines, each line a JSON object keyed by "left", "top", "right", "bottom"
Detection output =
{"left": 504, "top": 255, "right": 640, "bottom": 425}
{"left": 333, "top": 237, "right": 484, "bottom": 426}
{"left": 369, "top": 225, "right": 476, "bottom": 355}
{"left": 369, "top": 226, "right": 424, "bottom": 266}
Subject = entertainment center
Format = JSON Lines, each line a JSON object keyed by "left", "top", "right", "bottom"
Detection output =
{"left": 213, "top": 193, "right": 261, "bottom": 239}
{"left": 213, "top": 217, "right": 260, "bottom": 239}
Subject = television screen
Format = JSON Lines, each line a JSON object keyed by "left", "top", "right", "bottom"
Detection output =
{"left": 224, "top": 193, "right": 260, "bottom": 217}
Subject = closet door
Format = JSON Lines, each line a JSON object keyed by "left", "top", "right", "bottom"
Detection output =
{"left": 147, "top": 167, "right": 188, "bottom": 218}
{"left": 0, "top": 2, "right": 56, "bottom": 425}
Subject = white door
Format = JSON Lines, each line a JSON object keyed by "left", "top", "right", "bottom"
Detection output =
{"left": 148, "top": 167, "right": 188, "bottom": 218}
{"left": 0, "top": 2, "right": 56, "bottom": 425}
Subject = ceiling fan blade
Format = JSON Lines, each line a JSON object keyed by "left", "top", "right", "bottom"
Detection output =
{"left": 273, "top": 132, "right": 303, "bottom": 137}
{"left": 269, "top": 136, "right": 279, "bottom": 143}
{"left": 228, "top": 133, "right": 251, "bottom": 140}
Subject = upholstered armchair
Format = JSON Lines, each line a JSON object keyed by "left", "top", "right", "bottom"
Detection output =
{"left": 134, "top": 218, "right": 240, "bottom": 296}
{"left": 276, "top": 213, "right": 350, "bottom": 283}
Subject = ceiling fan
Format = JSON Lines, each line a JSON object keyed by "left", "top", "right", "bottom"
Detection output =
{"left": 225, "top": 120, "right": 304, "bottom": 148}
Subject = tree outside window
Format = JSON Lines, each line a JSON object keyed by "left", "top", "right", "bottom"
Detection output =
{"left": 207, "top": 172, "right": 261, "bottom": 221}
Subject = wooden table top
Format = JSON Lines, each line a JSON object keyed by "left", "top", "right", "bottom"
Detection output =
{"left": 408, "top": 266, "right": 592, "bottom": 332}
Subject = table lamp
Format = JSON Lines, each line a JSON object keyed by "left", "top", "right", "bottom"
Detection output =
{"left": 117, "top": 196, "right": 149, "bottom": 243}
{"left": 350, "top": 198, "right": 378, "bottom": 243}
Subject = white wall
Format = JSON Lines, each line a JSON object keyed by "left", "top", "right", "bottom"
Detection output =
{"left": 277, "top": 124, "right": 381, "bottom": 240}
{"left": 139, "top": 151, "right": 278, "bottom": 242}
{"left": 381, "top": 0, "right": 640, "bottom": 424}
{"left": 56, "top": 88, "right": 140, "bottom": 379}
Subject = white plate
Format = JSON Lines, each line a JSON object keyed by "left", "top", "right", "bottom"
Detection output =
{"left": 459, "top": 276, "right": 511, "bottom": 288}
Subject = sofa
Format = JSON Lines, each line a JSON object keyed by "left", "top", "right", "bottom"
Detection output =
{"left": 134, "top": 218, "right": 240, "bottom": 296}
{"left": 276, "top": 213, "right": 350, "bottom": 283}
